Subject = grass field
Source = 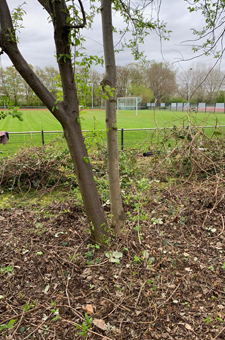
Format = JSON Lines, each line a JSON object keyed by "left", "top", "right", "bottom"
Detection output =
{"left": 1, "top": 108, "right": 225, "bottom": 131}
{"left": 1, "top": 108, "right": 225, "bottom": 156}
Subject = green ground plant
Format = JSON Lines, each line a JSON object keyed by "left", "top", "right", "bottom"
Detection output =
{"left": 0, "top": 319, "right": 17, "bottom": 333}
{"left": 0, "top": 266, "right": 14, "bottom": 274}
{"left": 75, "top": 313, "right": 93, "bottom": 338}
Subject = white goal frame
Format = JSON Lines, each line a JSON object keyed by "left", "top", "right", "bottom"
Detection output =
{"left": 117, "top": 97, "right": 142, "bottom": 116}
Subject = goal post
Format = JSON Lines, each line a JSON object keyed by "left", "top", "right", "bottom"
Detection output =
{"left": 117, "top": 97, "right": 142, "bottom": 116}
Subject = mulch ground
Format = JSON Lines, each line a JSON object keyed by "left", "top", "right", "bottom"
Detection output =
{"left": 0, "top": 180, "right": 225, "bottom": 340}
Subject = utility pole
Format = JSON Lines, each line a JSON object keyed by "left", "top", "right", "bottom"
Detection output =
{"left": 91, "top": 66, "right": 94, "bottom": 109}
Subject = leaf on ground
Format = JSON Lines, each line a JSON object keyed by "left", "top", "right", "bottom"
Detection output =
{"left": 105, "top": 251, "right": 123, "bottom": 263}
{"left": 81, "top": 268, "right": 92, "bottom": 277}
{"left": 93, "top": 318, "right": 107, "bottom": 331}
{"left": 185, "top": 323, "right": 193, "bottom": 331}
{"left": 82, "top": 304, "right": 95, "bottom": 315}
{"left": 106, "top": 251, "right": 123, "bottom": 259}
{"left": 142, "top": 250, "right": 149, "bottom": 259}
{"left": 7, "top": 319, "right": 17, "bottom": 329}
{"left": 185, "top": 267, "right": 192, "bottom": 272}
{"left": 43, "top": 284, "right": 50, "bottom": 294}
{"left": 112, "top": 251, "right": 123, "bottom": 258}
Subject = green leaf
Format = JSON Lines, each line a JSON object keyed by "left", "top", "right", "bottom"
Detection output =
{"left": 83, "top": 157, "right": 89, "bottom": 164}
{"left": 19, "top": 327, "right": 25, "bottom": 333}
{"left": 52, "top": 314, "right": 60, "bottom": 322}
{"left": 7, "top": 319, "right": 17, "bottom": 329}
{"left": 112, "top": 251, "right": 123, "bottom": 258}
{"left": 0, "top": 324, "right": 7, "bottom": 332}
{"left": 142, "top": 250, "right": 149, "bottom": 259}
{"left": 105, "top": 251, "right": 123, "bottom": 263}
{"left": 110, "top": 258, "right": 120, "bottom": 263}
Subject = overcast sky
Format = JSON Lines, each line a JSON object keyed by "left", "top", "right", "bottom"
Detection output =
{"left": 1, "top": 0, "right": 221, "bottom": 73}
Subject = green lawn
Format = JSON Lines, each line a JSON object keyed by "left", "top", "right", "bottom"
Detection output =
{"left": 0, "top": 109, "right": 62, "bottom": 132}
{"left": 82, "top": 109, "right": 225, "bottom": 130}
{"left": 1, "top": 108, "right": 225, "bottom": 131}
{"left": 1, "top": 108, "right": 225, "bottom": 156}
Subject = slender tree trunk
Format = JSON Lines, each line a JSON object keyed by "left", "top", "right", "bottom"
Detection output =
{"left": 63, "top": 113, "right": 108, "bottom": 243}
{"left": 0, "top": 0, "right": 108, "bottom": 246}
{"left": 101, "top": 0, "right": 126, "bottom": 233}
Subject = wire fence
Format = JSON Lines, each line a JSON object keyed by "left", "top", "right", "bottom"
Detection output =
{"left": 144, "top": 103, "right": 225, "bottom": 112}
{"left": 1, "top": 125, "right": 225, "bottom": 157}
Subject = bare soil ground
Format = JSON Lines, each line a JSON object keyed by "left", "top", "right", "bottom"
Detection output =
{"left": 0, "top": 174, "right": 225, "bottom": 340}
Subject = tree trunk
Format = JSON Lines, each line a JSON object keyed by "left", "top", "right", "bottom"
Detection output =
{"left": 0, "top": 0, "right": 108, "bottom": 246}
{"left": 101, "top": 0, "right": 126, "bottom": 233}
{"left": 62, "top": 113, "right": 108, "bottom": 244}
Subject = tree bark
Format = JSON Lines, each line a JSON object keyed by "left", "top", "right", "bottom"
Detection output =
{"left": 0, "top": 0, "right": 108, "bottom": 245}
{"left": 63, "top": 114, "right": 108, "bottom": 243}
{"left": 101, "top": 0, "right": 126, "bottom": 233}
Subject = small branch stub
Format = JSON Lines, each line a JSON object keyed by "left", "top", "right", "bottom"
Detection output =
{"left": 100, "top": 78, "right": 112, "bottom": 91}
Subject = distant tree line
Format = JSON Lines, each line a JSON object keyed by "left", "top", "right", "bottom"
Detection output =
{"left": 115, "top": 62, "right": 225, "bottom": 106}
{"left": 0, "top": 65, "right": 59, "bottom": 106}
{"left": 0, "top": 61, "right": 224, "bottom": 107}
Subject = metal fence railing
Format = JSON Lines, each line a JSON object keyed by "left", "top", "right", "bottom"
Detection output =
{"left": 143, "top": 103, "right": 225, "bottom": 112}
{"left": 1, "top": 103, "right": 225, "bottom": 112}
{"left": 168, "top": 103, "right": 225, "bottom": 113}
{"left": 1, "top": 126, "right": 225, "bottom": 156}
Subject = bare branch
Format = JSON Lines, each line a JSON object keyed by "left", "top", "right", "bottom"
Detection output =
{"left": 0, "top": 0, "right": 62, "bottom": 122}
{"left": 70, "top": 0, "right": 86, "bottom": 29}
{"left": 65, "top": 0, "right": 86, "bottom": 29}
{"left": 38, "top": 0, "right": 86, "bottom": 29}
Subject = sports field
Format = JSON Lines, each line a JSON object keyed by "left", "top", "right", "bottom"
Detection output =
{"left": 1, "top": 108, "right": 225, "bottom": 155}
{"left": 1, "top": 108, "right": 225, "bottom": 131}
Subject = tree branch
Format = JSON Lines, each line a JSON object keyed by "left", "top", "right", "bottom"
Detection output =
{"left": 38, "top": 0, "right": 86, "bottom": 28}
{"left": 70, "top": 0, "right": 86, "bottom": 29}
{"left": 50, "top": 0, "right": 79, "bottom": 107}
{"left": 37, "top": 0, "right": 52, "bottom": 15}
{"left": 0, "top": 0, "right": 63, "bottom": 123}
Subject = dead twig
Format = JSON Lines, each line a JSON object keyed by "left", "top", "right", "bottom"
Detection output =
{"left": 135, "top": 280, "right": 146, "bottom": 308}
{"left": 158, "top": 282, "right": 181, "bottom": 308}
{"left": 23, "top": 313, "right": 52, "bottom": 340}
{"left": 212, "top": 326, "right": 225, "bottom": 340}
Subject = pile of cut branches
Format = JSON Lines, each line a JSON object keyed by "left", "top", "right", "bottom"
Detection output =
{"left": 142, "top": 125, "right": 225, "bottom": 183}
{"left": 0, "top": 145, "right": 76, "bottom": 193}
